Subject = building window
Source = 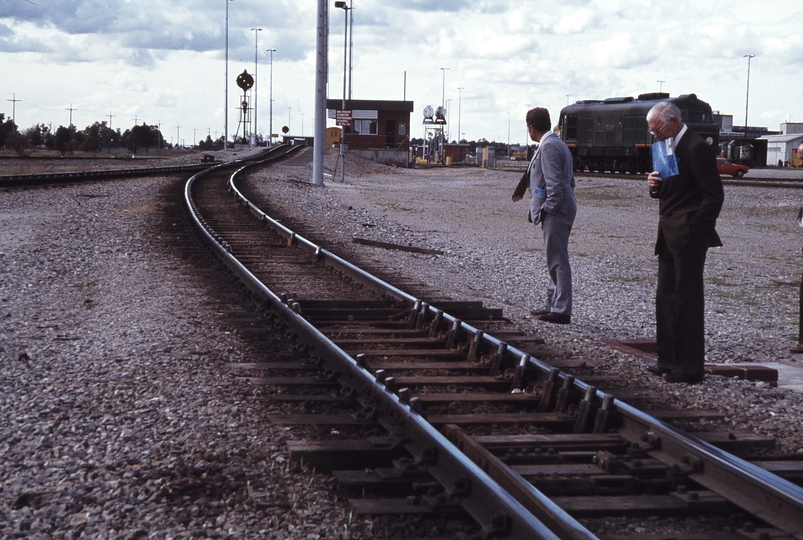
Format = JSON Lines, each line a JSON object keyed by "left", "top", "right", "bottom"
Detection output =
{"left": 349, "top": 119, "right": 377, "bottom": 135}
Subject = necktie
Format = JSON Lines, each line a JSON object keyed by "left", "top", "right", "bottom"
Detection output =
{"left": 512, "top": 169, "right": 529, "bottom": 201}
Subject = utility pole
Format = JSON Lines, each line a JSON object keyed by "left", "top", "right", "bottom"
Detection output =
{"left": 66, "top": 104, "right": 76, "bottom": 126}
{"left": 7, "top": 94, "right": 20, "bottom": 124}
{"left": 107, "top": 111, "right": 115, "bottom": 129}
{"left": 193, "top": 127, "right": 197, "bottom": 147}
{"left": 176, "top": 125, "right": 180, "bottom": 149}
{"left": 657, "top": 80, "right": 665, "bottom": 92}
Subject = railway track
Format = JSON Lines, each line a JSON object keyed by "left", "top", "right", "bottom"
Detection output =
{"left": 178, "top": 148, "right": 803, "bottom": 539}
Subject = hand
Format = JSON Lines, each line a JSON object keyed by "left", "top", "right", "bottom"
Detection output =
{"left": 647, "top": 171, "right": 662, "bottom": 191}
{"left": 512, "top": 193, "right": 523, "bottom": 202}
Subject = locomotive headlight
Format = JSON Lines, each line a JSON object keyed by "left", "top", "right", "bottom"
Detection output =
{"left": 705, "top": 137, "right": 714, "bottom": 146}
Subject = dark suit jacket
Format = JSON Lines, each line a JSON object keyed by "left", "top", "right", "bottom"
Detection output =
{"left": 650, "top": 129, "right": 724, "bottom": 255}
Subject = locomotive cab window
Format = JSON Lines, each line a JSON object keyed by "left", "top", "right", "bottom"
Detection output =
{"left": 563, "top": 114, "right": 578, "bottom": 141}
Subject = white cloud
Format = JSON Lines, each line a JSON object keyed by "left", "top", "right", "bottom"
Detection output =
{"left": 2, "top": 0, "right": 803, "bottom": 142}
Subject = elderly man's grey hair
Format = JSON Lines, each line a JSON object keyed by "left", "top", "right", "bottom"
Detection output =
{"left": 647, "top": 101, "right": 682, "bottom": 123}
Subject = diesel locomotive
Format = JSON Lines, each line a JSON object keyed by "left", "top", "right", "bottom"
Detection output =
{"left": 558, "top": 92, "right": 719, "bottom": 173}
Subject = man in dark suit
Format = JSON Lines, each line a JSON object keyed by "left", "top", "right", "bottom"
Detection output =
{"left": 516, "top": 107, "right": 577, "bottom": 324}
{"left": 646, "top": 101, "right": 724, "bottom": 383}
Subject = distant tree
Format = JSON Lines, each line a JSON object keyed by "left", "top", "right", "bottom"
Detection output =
{"left": 123, "top": 123, "right": 162, "bottom": 154}
{"left": 53, "top": 125, "right": 77, "bottom": 155}
{"left": 198, "top": 134, "right": 214, "bottom": 151}
{"left": 0, "top": 113, "right": 18, "bottom": 150}
{"left": 81, "top": 121, "right": 103, "bottom": 152}
{"left": 80, "top": 121, "right": 118, "bottom": 152}
{"left": 24, "top": 123, "right": 52, "bottom": 148}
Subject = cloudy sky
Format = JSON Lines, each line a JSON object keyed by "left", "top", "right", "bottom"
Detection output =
{"left": 2, "top": 0, "right": 802, "bottom": 145}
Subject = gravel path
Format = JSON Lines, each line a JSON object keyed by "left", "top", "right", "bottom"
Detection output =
{"left": 0, "top": 174, "right": 363, "bottom": 539}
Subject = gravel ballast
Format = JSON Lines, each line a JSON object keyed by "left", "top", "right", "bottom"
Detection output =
{"left": 2, "top": 150, "right": 803, "bottom": 538}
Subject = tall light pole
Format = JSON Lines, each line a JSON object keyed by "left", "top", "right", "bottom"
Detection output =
{"left": 507, "top": 111, "right": 511, "bottom": 156}
{"left": 440, "top": 67, "right": 448, "bottom": 107}
{"left": 445, "top": 98, "right": 452, "bottom": 141}
{"left": 525, "top": 103, "right": 531, "bottom": 156}
{"left": 250, "top": 27, "right": 262, "bottom": 147}
{"left": 348, "top": 0, "right": 354, "bottom": 99}
{"left": 744, "top": 54, "right": 755, "bottom": 139}
{"left": 336, "top": 1, "right": 350, "bottom": 182}
{"left": 266, "top": 48, "right": 276, "bottom": 145}
{"left": 457, "top": 87, "right": 464, "bottom": 143}
{"left": 224, "top": 0, "right": 232, "bottom": 149}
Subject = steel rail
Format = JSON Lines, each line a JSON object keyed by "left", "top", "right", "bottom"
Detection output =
{"left": 0, "top": 162, "right": 215, "bottom": 187}
{"left": 188, "top": 157, "right": 803, "bottom": 538}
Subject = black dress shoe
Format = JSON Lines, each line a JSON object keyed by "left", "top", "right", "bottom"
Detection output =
{"left": 530, "top": 309, "right": 551, "bottom": 317}
{"left": 662, "top": 372, "right": 704, "bottom": 384}
{"left": 538, "top": 312, "right": 571, "bottom": 325}
{"left": 646, "top": 365, "right": 670, "bottom": 377}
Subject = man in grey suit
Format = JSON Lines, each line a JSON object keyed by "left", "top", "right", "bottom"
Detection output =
{"left": 646, "top": 101, "right": 724, "bottom": 384}
{"left": 515, "top": 107, "right": 577, "bottom": 324}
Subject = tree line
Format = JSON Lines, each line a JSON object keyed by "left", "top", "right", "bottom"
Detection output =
{"left": 0, "top": 114, "right": 226, "bottom": 156}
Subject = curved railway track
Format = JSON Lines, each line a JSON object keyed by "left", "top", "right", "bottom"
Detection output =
{"left": 177, "top": 148, "right": 803, "bottom": 539}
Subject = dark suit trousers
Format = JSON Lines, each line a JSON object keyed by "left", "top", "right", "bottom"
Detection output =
{"left": 655, "top": 237, "right": 708, "bottom": 376}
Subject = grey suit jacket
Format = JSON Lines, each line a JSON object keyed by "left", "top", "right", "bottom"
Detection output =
{"left": 529, "top": 132, "right": 576, "bottom": 223}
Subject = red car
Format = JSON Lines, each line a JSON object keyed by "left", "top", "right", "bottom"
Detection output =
{"left": 716, "top": 158, "right": 749, "bottom": 178}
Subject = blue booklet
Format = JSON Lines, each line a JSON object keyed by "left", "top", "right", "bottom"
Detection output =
{"left": 651, "top": 140, "right": 679, "bottom": 178}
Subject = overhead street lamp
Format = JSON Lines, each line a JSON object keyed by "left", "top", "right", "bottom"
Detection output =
{"left": 744, "top": 54, "right": 755, "bottom": 139}
{"left": 250, "top": 27, "right": 262, "bottom": 147}
{"left": 266, "top": 48, "right": 276, "bottom": 146}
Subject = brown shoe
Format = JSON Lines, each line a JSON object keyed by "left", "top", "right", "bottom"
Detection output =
{"left": 538, "top": 312, "right": 571, "bottom": 325}
{"left": 530, "top": 309, "right": 551, "bottom": 317}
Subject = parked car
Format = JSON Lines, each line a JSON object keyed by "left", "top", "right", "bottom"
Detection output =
{"left": 716, "top": 158, "right": 749, "bottom": 178}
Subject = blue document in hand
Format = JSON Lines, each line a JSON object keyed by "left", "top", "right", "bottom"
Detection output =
{"left": 651, "top": 140, "right": 679, "bottom": 178}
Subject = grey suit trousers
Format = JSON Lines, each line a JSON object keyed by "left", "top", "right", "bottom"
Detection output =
{"left": 539, "top": 202, "right": 576, "bottom": 315}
